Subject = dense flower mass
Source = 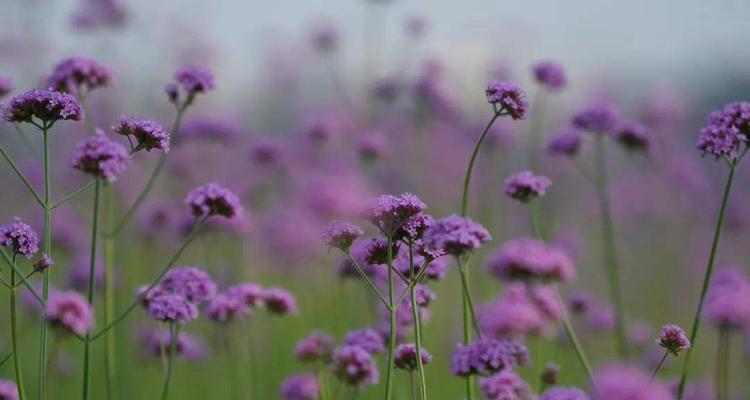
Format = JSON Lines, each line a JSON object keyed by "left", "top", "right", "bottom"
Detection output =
{"left": 656, "top": 324, "right": 691, "bottom": 355}
{"left": 572, "top": 101, "right": 619, "bottom": 133}
{"left": 367, "top": 193, "right": 427, "bottom": 236}
{"left": 280, "top": 373, "right": 319, "bottom": 400}
{"left": 614, "top": 121, "right": 649, "bottom": 151}
{"left": 46, "top": 56, "right": 112, "bottom": 93}
{"left": 547, "top": 129, "right": 583, "bottom": 157}
{"left": 532, "top": 61, "right": 567, "bottom": 91}
{"left": 0, "top": 379, "right": 19, "bottom": 400}
{"left": 112, "top": 116, "right": 170, "bottom": 152}
{"left": 394, "top": 343, "right": 432, "bottom": 371}
{"left": 485, "top": 81, "right": 529, "bottom": 119}
{"left": 71, "top": 130, "right": 131, "bottom": 182}
{"left": 479, "top": 370, "right": 532, "bottom": 400}
{"left": 227, "top": 282, "right": 265, "bottom": 309}
{"left": 147, "top": 293, "right": 199, "bottom": 323}
{"left": 331, "top": 345, "right": 379, "bottom": 388}
{"left": 173, "top": 65, "right": 215, "bottom": 98}
{"left": 3, "top": 89, "right": 84, "bottom": 124}
{"left": 159, "top": 267, "right": 217, "bottom": 303}
{"left": 322, "top": 220, "right": 363, "bottom": 251}
{"left": 696, "top": 102, "right": 750, "bottom": 160}
{"left": 45, "top": 290, "right": 94, "bottom": 335}
{"left": 264, "top": 288, "right": 298, "bottom": 315}
{"left": 0, "top": 217, "right": 39, "bottom": 259}
{"left": 450, "top": 337, "right": 528, "bottom": 377}
{"left": 422, "top": 214, "right": 491, "bottom": 256}
{"left": 295, "top": 331, "right": 334, "bottom": 362}
{"left": 185, "top": 183, "right": 243, "bottom": 219}
{"left": 205, "top": 293, "right": 248, "bottom": 322}
{"left": 487, "top": 238, "right": 575, "bottom": 282}
{"left": 344, "top": 328, "right": 385, "bottom": 354}
{"left": 504, "top": 171, "right": 552, "bottom": 202}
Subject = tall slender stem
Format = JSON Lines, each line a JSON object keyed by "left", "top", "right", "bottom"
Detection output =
{"left": 650, "top": 352, "right": 669, "bottom": 382}
{"left": 527, "top": 89, "right": 544, "bottom": 171}
{"left": 715, "top": 330, "right": 725, "bottom": 400}
{"left": 10, "top": 255, "right": 27, "bottom": 400}
{"left": 408, "top": 245, "right": 427, "bottom": 400}
{"left": 594, "top": 135, "right": 628, "bottom": 359}
{"left": 103, "top": 186, "right": 117, "bottom": 400}
{"left": 677, "top": 165, "right": 737, "bottom": 399}
{"left": 461, "top": 112, "right": 500, "bottom": 217}
{"left": 0, "top": 145, "right": 44, "bottom": 208}
{"left": 160, "top": 323, "right": 179, "bottom": 400}
{"left": 555, "top": 291, "right": 598, "bottom": 393}
{"left": 38, "top": 126, "right": 52, "bottom": 400}
{"left": 383, "top": 235, "right": 396, "bottom": 400}
{"left": 82, "top": 178, "right": 101, "bottom": 400}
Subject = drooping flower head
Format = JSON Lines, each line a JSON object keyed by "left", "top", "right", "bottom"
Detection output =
{"left": 479, "top": 370, "right": 533, "bottom": 400}
{"left": 185, "top": 183, "right": 243, "bottom": 219}
{"left": 367, "top": 193, "right": 427, "bottom": 236}
{"left": 0, "top": 379, "right": 19, "bottom": 400}
{"left": 159, "top": 266, "right": 217, "bottom": 303}
{"left": 696, "top": 102, "right": 750, "bottom": 161}
{"left": 0, "top": 77, "right": 14, "bottom": 98}
{"left": 422, "top": 215, "right": 492, "bottom": 256}
{"left": 112, "top": 116, "right": 170, "bottom": 152}
{"left": 323, "top": 221, "right": 363, "bottom": 252}
{"left": 532, "top": 61, "right": 567, "bottom": 91}
{"left": 147, "top": 292, "right": 199, "bottom": 323}
{"left": 504, "top": 171, "right": 552, "bottom": 203}
{"left": 45, "top": 290, "right": 94, "bottom": 335}
{"left": 613, "top": 121, "right": 649, "bottom": 151}
{"left": 3, "top": 89, "right": 84, "bottom": 124}
{"left": 485, "top": 81, "right": 529, "bottom": 119}
{"left": 592, "top": 365, "right": 672, "bottom": 400}
{"left": 71, "top": 129, "right": 130, "bottom": 182}
{"left": 295, "top": 331, "right": 334, "bottom": 362}
{"left": 540, "top": 386, "right": 590, "bottom": 400}
{"left": 280, "top": 373, "right": 319, "bottom": 400}
{"left": 264, "top": 288, "right": 298, "bottom": 315}
{"left": 547, "top": 129, "right": 583, "bottom": 157}
{"left": 166, "top": 65, "right": 214, "bottom": 105}
{"left": 488, "top": 238, "right": 575, "bottom": 283}
{"left": 46, "top": 57, "right": 112, "bottom": 94}
{"left": 331, "top": 345, "right": 379, "bottom": 388}
{"left": 344, "top": 328, "right": 385, "bottom": 354}
{"left": 205, "top": 293, "right": 249, "bottom": 323}
{"left": 0, "top": 217, "right": 39, "bottom": 259}
{"left": 572, "top": 101, "right": 620, "bottom": 134}
{"left": 394, "top": 343, "right": 432, "bottom": 371}
{"left": 656, "top": 324, "right": 691, "bottom": 355}
{"left": 450, "top": 337, "right": 528, "bottom": 377}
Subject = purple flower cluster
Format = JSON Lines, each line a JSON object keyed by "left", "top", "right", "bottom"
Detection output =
{"left": 322, "top": 220, "right": 363, "bottom": 251}
{"left": 532, "top": 61, "right": 567, "bottom": 91}
{"left": 485, "top": 81, "right": 529, "bottom": 119}
{"left": 593, "top": 365, "right": 672, "bottom": 400}
{"left": 479, "top": 283, "right": 564, "bottom": 337}
{"left": 227, "top": 282, "right": 265, "bottom": 309}
{"left": 488, "top": 238, "right": 575, "bottom": 282}
{"left": 540, "top": 386, "right": 590, "bottom": 400}
{"left": 547, "top": 129, "right": 583, "bottom": 157}
{"left": 45, "top": 290, "right": 94, "bottom": 336}
{"left": 280, "top": 373, "right": 319, "bottom": 400}
{"left": 613, "top": 121, "right": 649, "bottom": 151}
{"left": 147, "top": 292, "right": 199, "bottom": 323}
{"left": 112, "top": 116, "right": 170, "bottom": 152}
{"left": 330, "top": 345, "right": 379, "bottom": 388}
{"left": 367, "top": 193, "right": 427, "bottom": 236}
{"left": 504, "top": 171, "right": 552, "bottom": 203}
{"left": 166, "top": 65, "right": 214, "bottom": 105}
{"left": 3, "top": 89, "right": 84, "bottom": 124}
{"left": 656, "top": 324, "right": 691, "bottom": 355}
{"left": 422, "top": 214, "right": 491, "bottom": 256}
{"left": 179, "top": 117, "right": 239, "bottom": 144}
{"left": 450, "top": 337, "right": 528, "bottom": 377}
{"left": 71, "top": 130, "right": 131, "bottom": 182}
{"left": 205, "top": 293, "right": 248, "bottom": 323}
{"left": 264, "top": 287, "right": 298, "bottom": 315}
{"left": 344, "top": 328, "right": 385, "bottom": 354}
{"left": 394, "top": 343, "right": 432, "bottom": 371}
{"left": 572, "top": 101, "right": 620, "bottom": 133}
{"left": 704, "top": 268, "right": 750, "bottom": 330}
{"left": 478, "top": 370, "right": 532, "bottom": 400}
{"left": 696, "top": 102, "right": 750, "bottom": 161}
{"left": 46, "top": 56, "right": 112, "bottom": 94}
{"left": 140, "top": 266, "right": 216, "bottom": 323}
{"left": 0, "top": 217, "right": 39, "bottom": 259}
{"left": 0, "top": 379, "right": 19, "bottom": 400}
{"left": 295, "top": 331, "right": 334, "bottom": 362}
{"left": 184, "top": 183, "right": 243, "bottom": 219}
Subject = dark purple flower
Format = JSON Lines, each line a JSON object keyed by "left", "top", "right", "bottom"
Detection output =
{"left": 547, "top": 129, "right": 583, "bottom": 157}
{"left": 0, "top": 77, "right": 14, "bottom": 98}
{"left": 696, "top": 102, "right": 750, "bottom": 161}
{"left": 450, "top": 337, "right": 528, "bottom": 377}
{"left": 567, "top": 291, "right": 593, "bottom": 315}
{"left": 70, "top": 130, "right": 130, "bottom": 182}
{"left": 357, "top": 131, "right": 389, "bottom": 160}
{"left": 344, "top": 328, "right": 385, "bottom": 354}
{"left": 704, "top": 269, "right": 750, "bottom": 330}
{"left": 331, "top": 345, "right": 379, "bottom": 388}
{"left": 205, "top": 293, "right": 249, "bottom": 322}
{"left": 147, "top": 293, "right": 199, "bottom": 323}
{"left": 593, "top": 365, "right": 672, "bottom": 400}
{"left": 364, "top": 237, "right": 401, "bottom": 265}
{"left": 656, "top": 324, "right": 691, "bottom": 355}
{"left": 323, "top": 221, "right": 363, "bottom": 251}
{"left": 295, "top": 331, "right": 334, "bottom": 362}
{"left": 0, "top": 217, "right": 39, "bottom": 258}
{"left": 0, "top": 380, "right": 19, "bottom": 400}
{"left": 614, "top": 121, "right": 649, "bottom": 151}
{"left": 487, "top": 238, "right": 575, "bottom": 283}
{"left": 398, "top": 213, "right": 434, "bottom": 242}
{"left": 68, "top": 257, "right": 105, "bottom": 291}
{"left": 504, "top": 171, "right": 552, "bottom": 202}
{"left": 3, "top": 89, "right": 84, "bottom": 124}
{"left": 227, "top": 282, "right": 265, "bottom": 309}
{"left": 159, "top": 267, "right": 216, "bottom": 303}
{"left": 422, "top": 214, "right": 492, "bottom": 256}
{"left": 112, "top": 116, "right": 170, "bottom": 152}
{"left": 485, "top": 81, "right": 528, "bottom": 119}
{"left": 479, "top": 370, "right": 532, "bottom": 400}
{"left": 532, "top": 61, "right": 567, "bottom": 91}
{"left": 46, "top": 57, "right": 112, "bottom": 94}
{"left": 367, "top": 193, "right": 427, "bottom": 236}
{"left": 33, "top": 253, "right": 54, "bottom": 272}
{"left": 184, "top": 183, "right": 243, "bottom": 219}
{"left": 572, "top": 102, "right": 619, "bottom": 133}
{"left": 46, "top": 290, "right": 94, "bottom": 335}
{"left": 280, "top": 373, "right": 319, "bottom": 400}
{"left": 540, "top": 386, "right": 590, "bottom": 400}
{"left": 541, "top": 363, "right": 560, "bottom": 386}
{"left": 264, "top": 288, "right": 298, "bottom": 315}
{"left": 173, "top": 65, "right": 214, "bottom": 98}
{"left": 394, "top": 343, "right": 432, "bottom": 371}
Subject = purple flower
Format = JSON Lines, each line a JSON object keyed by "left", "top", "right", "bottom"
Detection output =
{"left": 547, "top": 129, "right": 583, "bottom": 157}
{"left": 46, "top": 57, "right": 112, "bottom": 94}
{"left": 280, "top": 373, "right": 319, "bottom": 400}
{"left": 33, "top": 253, "right": 54, "bottom": 271}
{"left": 696, "top": 102, "right": 750, "bottom": 161}
{"left": 310, "top": 22, "right": 338, "bottom": 53}
{"left": 568, "top": 291, "right": 593, "bottom": 315}
{"left": 112, "top": 116, "right": 170, "bottom": 152}
{"left": 172, "top": 65, "right": 215, "bottom": 99}
{"left": 159, "top": 267, "right": 217, "bottom": 303}
{"left": 323, "top": 221, "right": 363, "bottom": 251}
{"left": 479, "top": 370, "right": 532, "bottom": 400}
{"left": 572, "top": 102, "right": 620, "bottom": 133}
{"left": 179, "top": 117, "right": 239, "bottom": 144}
{"left": 71, "top": 130, "right": 130, "bottom": 182}
{"left": 69, "top": 0, "right": 127, "bottom": 30}
{"left": 504, "top": 171, "right": 552, "bottom": 202}
{"left": 487, "top": 238, "right": 575, "bottom": 283}
{"left": 364, "top": 237, "right": 401, "bottom": 265}
{"left": 140, "top": 328, "right": 206, "bottom": 362}
{"left": 367, "top": 193, "right": 427, "bottom": 236}
{"left": 422, "top": 215, "right": 492, "bottom": 256}
{"left": 532, "top": 61, "right": 567, "bottom": 91}
{"left": 540, "top": 386, "right": 590, "bottom": 400}
{"left": 3, "top": 89, "right": 84, "bottom": 123}
{"left": 450, "top": 337, "right": 528, "bottom": 377}
{"left": 205, "top": 293, "right": 249, "bottom": 322}
{"left": 479, "top": 284, "right": 545, "bottom": 337}
{"left": 0, "top": 217, "right": 39, "bottom": 258}
{"left": 704, "top": 269, "right": 750, "bottom": 330}
{"left": 184, "top": 183, "right": 243, "bottom": 219}
{"left": 147, "top": 293, "right": 199, "bottom": 323}
{"left": 295, "top": 331, "right": 334, "bottom": 362}
{"left": 593, "top": 365, "right": 672, "bottom": 400}
{"left": 0, "top": 379, "right": 19, "bottom": 400}
{"left": 0, "top": 76, "right": 14, "bottom": 98}
{"left": 613, "top": 121, "right": 649, "bottom": 151}
{"left": 227, "top": 282, "right": 265, "bottom": 309}
{"left": 541, "top": 363, "right": 560, "bottom": 386}
{"left": 485, "top": 81, "right": 529, "bottom": 119}
{"left": 393, "top": 250, "right": 449, "bottom": 281}
{"left": 404, "top": 15, "right": 427, "bottom": 37}
{"left": 331, "top": 345, "right": 379, "bottom": 388}
{"left": 357, "top": 131, "right": 389, "bottom": 160}
{"left": 345, "top": 328, "right": 385, "bottom": 354}
{"left": 394, "top": 343, "right": 432, "bottom": 371}
{"left": 46, "top": 290, "right": 94, "bottom": 335}
{"left": 68, "top": 257, "right": 104, "bottom": 291}
{"left": 656, "top": 324, "right": 691, "bottom": 355}
{"left": 264, "top": 288, "right": 298, "bottom": 315}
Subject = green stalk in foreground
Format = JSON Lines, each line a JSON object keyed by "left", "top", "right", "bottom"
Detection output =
{"left": 10, "top": 254, "right": 27, "bottom": 400}
{"left": 161, "top": 323, "right": 179, "bottom": 400}
{"left": 677, "top": 164, "right": 737, "bottom": 399}
{"left": 38, "top": 125, "right": 52, "bottom": 400}
{"left": 383, "top": 235, "right": 396, "bottom": 400}
{"left": 103, "top": 186, "right": 117, "bottom": 400}
{"left": 82, "top": 178, "right": 102, "bottom": 400}
{"left": 407, "top": 245, "right": 427, "bottom": 400}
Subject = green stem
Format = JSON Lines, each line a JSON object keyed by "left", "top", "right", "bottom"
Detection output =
{"left": 160, "top": 323, "right": 179, "bottom": 400}
{"left": 530, "top": 201, "right": 546, "bottom": 241}
{"left": 528, "top": 88, "right": 544, "bottom": 171}
{"left": 344, "top": 252, "right": 391, "bottom": 309}
{"left": 677, "top": 165, "right": 737, "bottom": 399}
{"left": 10, "top": 256, "right": 27, "bottom": 400}
{"left": 555, "top": 290, "right": 598, "bottom": 393}
{"left": 594, "top": 135, "right": 628, "bottom": 359}
{"left": 408, "top": 245, "right": 427, "bottom": 400}
{"left": 51, "top": 179, "right": 96, "bottom": 209}
{"left": 649, "top": 352, "right": 669, "bottom": 382}
{"left": 0, "top": 145, "right": 45, "bottom": 208}
{"left": 384, "top": 235, "right": 396, "bottom": 400}
{"left": 460, "top": 111, "right": 500, "bottom": 217}
{"left": 82, "top": 178, "right": 101, "bottom": 400}
{"left": 457, "top": 259, "right": 482, "bottom": 338}
{"left": 0, "top": 352, "right": 12, "bottom": 369}
{"left": 38, "top": 125, "right": 52, "bottom": 400}
{"left": 103, "top": 185, "right": 117, "bottom": 400}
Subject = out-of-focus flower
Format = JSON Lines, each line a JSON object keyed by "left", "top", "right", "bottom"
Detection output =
{"left": 532, "top": 61, "right": 567, "bottom": 91}
{"left": 179, "top": 117, "right": 240, "bottom": 144}
{"left": 656, "top": 324, "right": 691, "bottom": 355}
{"left": 587, "top": 305, "right": 616, "bottom": 332}
{"left": 592, "top": 365, "right": 672, "bottom": 400}
{"left": 0, "top": 76, "right": 14, "bottom": 98}
{"left": 147, "top": 293, "right": 199, "bottom": 323}
{"left": 541, "top": 363, "right": 560, "bottom": 386}
{"left": 479, "top": 370, "right": 533, "bottom": 400}
{"left": 70, "top": 130, "right": 130, "bottom": 182}
{"left": 323, "top": 220, "right": 363, "bottom": 251}
{"left": 227, "top": 282, "right": 265, "bottom": 309}
{"left": 3, "top": 89, "right": 84, "bottom": 124}
{"left": 705, "top": 268, "right": 750, "bottom": 330}
{"left": 68, "top": 257, "right": 105, "bottom": 291}
{"left": 613, "top": 121, "right": 649, "bottom": 151}
{"left": 159, "top": 267, "right": 217, "bottom": 303}
{"left": 280, "top": 373, "right": 319, "bottom": 400}
{"left": 166, "top": 65, "right": 214, "bottom": 105}
{"left": 264, "top": 288, "right": 298, "bottom": 315}
{"left": 547, "top": 129, "right": 583, "bottom": 157}
{"left": 0, "top": 379, "right": 19, "bottom": 400}
{"left": 450, "top": 337, "right": 528, "bottom": 377}
{"left": 394, "top": 343, "right": 432, "bottom": 371}
{"left": 572, "top": 101, "right": 619, "bottom": 133}
{"left": 504, "top": 171, "right": 552, "bottom": 203}
{"left": 140, "top": 328, "right": 206, "bottom": 362}
{"left": 479, "top": 285, "right": 545, "bottom": 338}
{"left": 0, "top": 217, "right": 39, "bottom": 259}
{"left": 540, "top": 386, "right": 590, "bottom": 400}
{"left": 485, "top": 81, "right": 528, "bottom": 119}
{"left": 367, "top": 193, "right": 427, "bottom": 236}
{"left": 404, "top": 15, "right": 427, "bottom": 38}
{"left": 310, "top": 22, "right": 338, "bottom": 53}
{"left": 567, "top": 291, "right": 593, "bottom": 315}
{"left": 357, "top": 131, "right": 389, "bottom": 161}
{"left": 331, "top": 345, "right": 379, "bottom": 388}
{"left": 295, "top": 331, "right": 334, "bottom": 362}
{"left": 487, "top": 238, "right": 574, "bottom": 283}
{"left": 344, "top": 328, "right": 385, "bottom": 354}
{"left": 112, "top": 116, "right": 170, "bottom": 153}
{"left": 46, "top": 57, "right": 112, "bottom": 94}
{"left": 205, "top": 293, "right": 249, "bottom": 322}
{"left": 184, "top": 183, "right": 243, "bottom": 219}
{"left": 33, "top": 253, "right": 53, "bottom": 272}
{"left": 46, "top": 290, "right": 94, "bottom": 335}
{"left": 70, "top": 0, "right": 128, "bottom": 30}
{"left": 422, "top": 215, "right": 491, "bottom": 256}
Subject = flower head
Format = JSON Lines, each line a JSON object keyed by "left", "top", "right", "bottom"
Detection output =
{"left": 540, "top": 386, "right": 590, "bottom": 400}
{"left": 71, "top": 130, "right": 130, "bottom": 182}
{"left": 46, "top": 290, "right": 94, "bottom": 335}
{"left": 614, "top": 121, "right": 649, "bottom": 151}
{"left": 33, "top": 253, "right": 54, "bottom": 272}
{"left": 488, "top": 238, "right": 575, "bottom": 282}
{"left": 485, "top": 81, "right": 528, "bottom": 119}
{"left": 364, "top": 237, "right": 401, "bottom": 265}
{"left": 0, "top": 380, "right": 19, "bottom": 400}
{"left": 0, "top": 77, "right": 14, "bottom": 98}
{"left": 593, "top": 365, "right": 672, "bottom": 400}
{"left": 450, "top": 337, "right": 528, "bottom": 377}
{"left": 504, "top": 171, "right": 552, "bottom": 203}
{"left": 112, "top": 116, "right": 170, "bottom": 152}
{"left": 394, "top": 343, "right": 432, "bottom": 371}
{"left": 159, "top": 267, "right": 217, "bottom": 303}
{"left": 479, "top": 370, "right": 533, "bottom": 400}
{"left": 264, "top": 288, "right": 298, "bottom": 315}
{"left": 696, "top": 102, "right": 750, "bottom": 161}
{"left": 367, "top": 193, "right": 427, "bottom": 236}
{"left": 572, "top": 102, "right": 619, "bottom": 133}
{"left": 280, "top": 373, "right": 319, "bottom": 400}
{"left": 704, "top": 269, "right": 750, "bottom": 330}
{"left": 422, "top": 215, "right": 491, "bottom": 256}
{"left": 541, "top": 363, "right": 560, "bottom": 386}
{"left": 46, "top": 57, "right": 112, "bottom": 94}
{"left": 0, "top": 217, "right": 39, "bottom": 258}
{"left": 344, "top": 328, "right": 385, "bottom": 354}
{"left": 656, "top": 324, "right": 691, "bottom": 355}
{"left": 532, "top": 61, "right": 567, "bottom": 91}
{"left": 185, "top": 183, "right": 243, "bottom": 219}
{"left": 3, "top": 89, "right": 84, "bottom": 124}
{"left": 331, "top": 345, "right": 379, "bottom": 388}
{"left": 147, "top": 293, "right": 199, "bottom": 323}
{"left": 227, "top": 282, "right": 265, "bottom": 309}
{"left": 173, "top": 65, "right": 214, "bottom": 98}
{"left": 205, "top": 293, "right": 249, "bottom": 323}
{"left": 295, "top": 331, "right": 334, "bottom": 362}
{"left": 323, "top": 221, "right": 363, "bottom": 251}
{"left": 547, "top": 129, "right": 583, "bottom": 157}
